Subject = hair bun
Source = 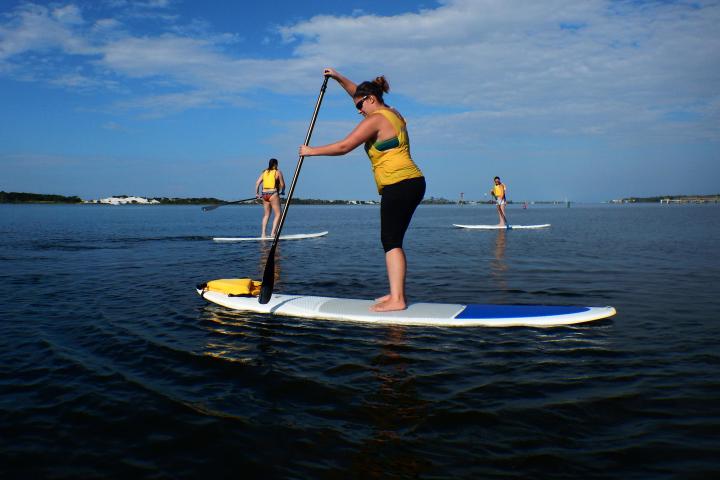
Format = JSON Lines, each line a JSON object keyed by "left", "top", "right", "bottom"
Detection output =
{"left": 374, "top": 76, "right": 390, "bottom": 94}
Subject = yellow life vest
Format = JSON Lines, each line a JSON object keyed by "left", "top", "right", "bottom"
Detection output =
{"left": 493, "top": 184, "right": 505, "bottom": 197}
{"left": 364, "top": 109, "right": 423, "bottom": 193}
{"left": 262, "top": 169, "right": 278, "bottom": 190}
{"left": 200, "top": 278, "right": 262, "bottom": 297}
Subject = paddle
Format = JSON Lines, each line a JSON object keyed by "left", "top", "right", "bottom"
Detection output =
{"left": 259, "top": 75, "right": 330, "bottom": 304}
{"left": 202, "top": 197, "right": 258, "bottom": 212}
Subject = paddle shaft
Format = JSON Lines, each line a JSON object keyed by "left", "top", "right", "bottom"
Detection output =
{"left": 259, "top": 75, "right": 330, "bottom": 304}
{"left": 202, "top": 197, "right": 258, "bottom": 212}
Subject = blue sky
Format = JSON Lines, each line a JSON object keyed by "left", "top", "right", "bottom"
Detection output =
{"left": 1, "top": 0, "right": 718, "bottom": 202}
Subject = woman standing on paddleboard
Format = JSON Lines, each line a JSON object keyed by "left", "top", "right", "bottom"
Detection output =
{"left": 491, "top": 176, "right": 508, "bottom": 226}
{"left": 300, "top": 68, "right": 425, "bottom": 312}
{"left": 254, "top": 158, "right": 286, "bottom": 238}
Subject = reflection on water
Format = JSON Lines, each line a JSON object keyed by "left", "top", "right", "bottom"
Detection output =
{"left": 204, "top": 309, "right": 252, "bottom": 331}
{"left": 201, "top": 309, "right": 255, "bottom": 363}
{"left": 256, "top": 241, "right": 283, "bottom": 288}
{"left": 353, "top": 326, "right": 428, "bottom": 477}
{"left": 490, "top": 229, "right": 508, "bottom": 292}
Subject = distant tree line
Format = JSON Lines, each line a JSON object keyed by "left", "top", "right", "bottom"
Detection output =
{"left": 622, "top": 194, "right": 720, "bottom": 203}
{"left": 0, "top": 191, "right": 82, "bottom": 203}
{"left": 421, "top": 197, "right": 454, "bottom": 204}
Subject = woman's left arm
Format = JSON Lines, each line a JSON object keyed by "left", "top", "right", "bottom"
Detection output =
{"left": 300, "top": 117, "right": 379, "bottom": 157}
{"left": 277, "top": 171, "right": 286, "bottom": 193}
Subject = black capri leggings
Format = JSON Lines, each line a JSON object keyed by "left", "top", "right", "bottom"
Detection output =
{"left": 380, "top": 176, "right": 426, "bottom": 252}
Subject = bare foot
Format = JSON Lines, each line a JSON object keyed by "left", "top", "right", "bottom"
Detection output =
{"left": 374, "top": 294, "right": 391, "bottom": 303}
{"left": 370, "top": 299, "right": 407, "bottom": 312}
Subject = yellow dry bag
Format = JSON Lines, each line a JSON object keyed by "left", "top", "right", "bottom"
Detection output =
{"left": 199, "top": 278, "right": 262, "bottom": 297}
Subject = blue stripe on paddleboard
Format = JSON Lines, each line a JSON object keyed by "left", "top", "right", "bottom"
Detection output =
{"left": 455, "top": 304, "right": 590, "bottom": 319}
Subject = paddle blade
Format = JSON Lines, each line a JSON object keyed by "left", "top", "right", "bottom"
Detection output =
{"left": 258, "top": 245, "right": 277, "bottom": 304}
{"left": 202, "top": 204, "right": 220, "bottom": 212}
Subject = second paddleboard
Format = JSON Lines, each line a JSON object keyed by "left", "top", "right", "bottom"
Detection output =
{"left": 453, "top": 224, "right": 550, "bottom": 230}
{"left": 213, "top": 231, "right": 329, "bottom": 242}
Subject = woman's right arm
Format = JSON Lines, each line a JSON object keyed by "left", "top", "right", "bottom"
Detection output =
{"left": 300, "top": 115, "right": 380, "bottom": 157}
{"left": 324, "top": 68, "right": 357, "bottom": 98}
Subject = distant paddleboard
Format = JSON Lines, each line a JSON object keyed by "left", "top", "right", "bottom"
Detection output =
{"left": 453, "top": 224, "right": 550, "bottom": 230}
{"left": 213, "top": 231, "right": 328, "bottom": 242}
{"left": 196, "top": 288, "right": 615, "bottom": 327}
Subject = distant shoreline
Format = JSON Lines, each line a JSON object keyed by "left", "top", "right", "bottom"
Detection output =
{"left": 614, "top": 194, "right": 720, "bottom": 204}
{"left": 3, "top": 191, "right": 719, "bottom": 205}
{"left": 0, "top": 191, "right": 464, "bottom": 205}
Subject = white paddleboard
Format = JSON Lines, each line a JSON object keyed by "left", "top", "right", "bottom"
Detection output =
{"left": 197, "top": 288, "right": 615, "bottom": 327}
{"left": 213, "top": 231, "right": 328, "bottom": 242}
{"left": 453, "top": 224, "right": 550, "bottom": 230}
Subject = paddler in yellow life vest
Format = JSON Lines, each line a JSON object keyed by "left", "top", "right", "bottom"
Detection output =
{"left": 254, "top": 158, "right": 286, "bottom": 237}
{"left": 490, "top": 176, "right": 508, "bottom": 226}
{"left": 300, "top": 68, "right": 426, "bottom": 313}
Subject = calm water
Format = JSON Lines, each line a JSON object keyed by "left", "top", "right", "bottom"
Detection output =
{"left": 1, "top": 203, "right": 719, "bottom": 479}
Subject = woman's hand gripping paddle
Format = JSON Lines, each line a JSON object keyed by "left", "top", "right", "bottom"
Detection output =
{"left": 259, "top": 75, "right": 330, "bottom": 304}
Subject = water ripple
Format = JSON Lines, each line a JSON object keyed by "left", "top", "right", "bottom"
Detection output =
{"left": 2, "top": 204, "right": 719, "bottom": 478}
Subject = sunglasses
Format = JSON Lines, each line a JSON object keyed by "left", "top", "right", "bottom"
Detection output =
{"left": 355, "top": 95, "right": 369, "bottom": 110}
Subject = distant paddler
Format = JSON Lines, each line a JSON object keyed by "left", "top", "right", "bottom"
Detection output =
{"left": 254, "top": 158, "right": 286, "bottom": 238}
{"left": 491, "top": 176, "right": 509, "bottom": 227}
{"left": 299, "top": 68, "right": 426, "bottom": 312}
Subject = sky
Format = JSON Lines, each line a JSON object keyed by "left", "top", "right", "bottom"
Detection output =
{"left": 1, "top": 0, "right": 718, "bottom": 202}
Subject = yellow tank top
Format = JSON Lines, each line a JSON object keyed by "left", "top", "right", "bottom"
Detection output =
{"left": 262, "top": 169, "right": 277, "bottom": 190}
{"left": 364, "top": 109, "right": 423, "bottom": 193}
{"left": 493, "top": 184, "right": 505, "bottom": 197}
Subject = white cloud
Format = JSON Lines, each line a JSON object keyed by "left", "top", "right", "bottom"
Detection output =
{"left": 93, "top": 18, "right": 122, "bottom": 31}
{"left": 0, "top": 0, "right": 718, "bottom": 141}
{"left": 280, "top": 0, "right": 720, "bottom": 110}
{"left": 0, "top": 4, "right": 97, "bottom": 60}
{"left": 52, "top": 4, "right": 84, "bottom": 25}
{"left": 135, "top": 0, "right": 171, "bottom": 8}
{"left": 275, "top": 0, "right": 720, "bottom": 139}
{"left": 100, "top": 35, "right": 224, "bottom": 79}
{"left": 49, "top": 71, "right": 114, "bottom": 89}
{"left": 112, "top": 89, "right": 251, "bottom": 118}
